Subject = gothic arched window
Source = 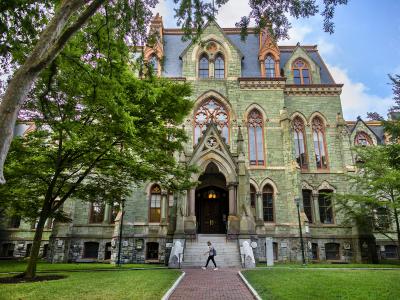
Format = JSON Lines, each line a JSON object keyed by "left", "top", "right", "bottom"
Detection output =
{"left": 265, "top": 55, "right": 275, "bottom": 78}
{"left": 293, "top": 117, "right": 308, "bottom": 169}
{"left": 199, "top": 54, "right": 209, "bottom": 78}
{"left": 312, "top": 117, "right": 328, "bottom": 169}
{"left": 293, "top": 58, "right": 311, "bottom": 84}
{"left": 247, "top": 109, "right": 265, "bottom": 166}
{"left": 214, "top": 54, "right": 225, "bottom": 79}
{"left": 250, "top": 184, "right": 256, "bottom": 209}
{"left": 262, "top": 184, "right": 274, "bottom": 222}
{"left": 194, "top": 98, "right": 229, "bottom": 144}
{"left": 149, "top": 184, "right": 161, "bottom": 222}
{"left": 149, "top": 54, "right": 158, "bottom": 74}
{"left": 355, "top": 131, "right": 373, "bottom": 146}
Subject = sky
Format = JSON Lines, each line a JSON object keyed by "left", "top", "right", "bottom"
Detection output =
{"left": 153, "top": 0, "right": 400, "bottom": 120}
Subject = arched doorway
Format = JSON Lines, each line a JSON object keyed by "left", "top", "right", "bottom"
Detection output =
{"left": 195, "top": 162, "right": 229, "bottom": 234}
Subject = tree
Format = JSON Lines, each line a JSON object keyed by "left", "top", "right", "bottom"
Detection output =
{"left": 0, "top": 13, "right": 194, "bottom": 279}
{"left": 0, "top": 0, "right": 349, "bottom": 183}
{"left": 338, "top": 74, "right": 400, "bottom": 260}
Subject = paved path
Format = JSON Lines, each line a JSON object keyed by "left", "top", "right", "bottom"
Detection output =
{"left": 169, "top": 268, "right": 254, "bottom": 300}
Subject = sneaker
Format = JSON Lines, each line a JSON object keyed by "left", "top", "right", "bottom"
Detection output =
{"left": 213, "top": 268, "right": 218, "bottom": 270}
{"left": 201, "top": 267, "right": 206, "bottom": 270}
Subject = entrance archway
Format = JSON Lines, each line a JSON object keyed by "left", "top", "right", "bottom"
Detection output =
{"left": 195, "top": 162, "right": 229, "bottom": 234}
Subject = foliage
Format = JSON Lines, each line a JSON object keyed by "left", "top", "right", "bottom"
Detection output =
{"left": 243, "top": 269, "right": 400, "bottom": 300}
{"left": 0, "top": 12, "right": 194, "bottom": 278}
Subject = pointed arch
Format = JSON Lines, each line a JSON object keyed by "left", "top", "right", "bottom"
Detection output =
{"left": 309, "top": 111, "right": 329, "bottom": 126}
{"left": 193, "top": 155, "right": 237, "bottom": 183}
{"left": 354, "top": 131, "right": 373, "bottom": 146}
{"left": 244, "top": 103, "right": 267, "bottom": 122}
{"left": 247, "top": 108, "right": 265, "bottom": 166}
{"left": 198, "top": 53, "right": 209, "bottom": 78}
{"left": 290, "top": 111, "right": 308, "bottom": 126}
{"left": 292, "top": 57, "right": 312, "bottom": 84}
{"left": 262, "top": 183, "right": 275, "bottom": 222}
{"left": 249, "top": 178, "right": 259, "bottom": 191}
{"left": 312, "top": 116, "right": 329, "bottom": 169}
{"left": 214, "top": 53, "right": 225, "bottom": 79}
{"left": 317, "top": 180, "right": 336, "bottom": 192}
{"left": 260, "top": 178, "right": 279, "bottom": 195}
{"left": 292, "top": 116, "right": 308, "bottom": 169}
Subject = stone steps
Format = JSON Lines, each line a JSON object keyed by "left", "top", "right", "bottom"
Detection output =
{"left": 182, "top": 234, "right": 241, "bottom": 267}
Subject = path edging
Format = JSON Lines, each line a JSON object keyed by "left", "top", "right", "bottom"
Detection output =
{"left": 238, "top": 271, "right": 262, "bottom": 300}
{"left": 161, "top": 271, "right": 186, "bottom": 300}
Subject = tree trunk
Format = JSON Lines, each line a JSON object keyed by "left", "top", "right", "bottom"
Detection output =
{"left": 394, "top": 208, "right": 400, "bottom": 259}
{"left": 21, "top": 210, "right": 48, "bottom": 279}
{"left": 0, "top": 0, "right": 105, "bottom": 184}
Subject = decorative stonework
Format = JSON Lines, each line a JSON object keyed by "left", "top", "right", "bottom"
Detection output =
{"left": 284, "top": 84, "right": 343, "bottom": 96}
{"left": 238, "top": 78, "right": 286, "bottom": 89}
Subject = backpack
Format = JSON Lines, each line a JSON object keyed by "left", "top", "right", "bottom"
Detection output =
{"left": 212, "top": 248, "right": 217, "bottom": 256}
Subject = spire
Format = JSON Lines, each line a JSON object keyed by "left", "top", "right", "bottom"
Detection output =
{"left": 258, "top": 23, "right": 280, "bottom": 78}
{"left": 144, "top": 13, "right": 164, "bottom": 62}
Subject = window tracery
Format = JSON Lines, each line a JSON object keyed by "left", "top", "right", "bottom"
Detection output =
{"left": 355, "top": 131, "right": 373, "bottom": 146}
{"left": 199, "top": 54, "right": 209, "bottom": 78}
{"left": 149, "top": 184, "right": 161, "bottom": 222}
{"left": 194, "top": 99, "right": 229, "bottom": 144}
{"left": 214, "top": 54, "right": 225, "bottom": 79}
{"left": 293, "top": 58, "right": 311, "bottom": 84}
{"left": 265, "top": 55, "right": 275, "bottom": 78}
{"left": 293, "top": 117, "right": 308, "bottom": 169}
{"left": 312, "top": 117, "right": 328, "bottom": 169}
{"left": 247, "top": 109, "right": 265, "bottom": 166}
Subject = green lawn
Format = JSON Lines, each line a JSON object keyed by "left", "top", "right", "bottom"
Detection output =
{"left": 0, "top": 269, "right": 180, "bottom": 300}
{"left": 0, "top": 260, "right": 165, "bottom": 273}
{"left": 256, "top": 261, "right": 400, "bottom": 268}
{"left": 243, "top": 269, "right": 400, "bottom": 300}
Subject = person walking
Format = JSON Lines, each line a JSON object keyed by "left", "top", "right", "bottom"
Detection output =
{"left": 202, "top": 241, "right": 218, "bottom": 270}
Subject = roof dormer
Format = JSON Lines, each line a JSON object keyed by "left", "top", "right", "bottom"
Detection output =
{"left": 258, "top": 26, "right": 280, "bottom": 78}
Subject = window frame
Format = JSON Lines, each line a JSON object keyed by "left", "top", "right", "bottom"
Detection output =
{"left": 264, "top": 55, "right": 276, "bottom": 78}
{"left": 262, "top": 184, "right": 275, "bottom": 222}
{"left": 302, "top": 189, "right": 313, "bottom": 223}
{"left": 198, "top": 54, "right": 210, "bottom": 79}
{"left": 149, "top": 54, "right": 159, "bottom": 75}
{"left": 214, "top": 53, "right": 225, "bottom": 79}
{"left": 247, "top": 108, "right": 265, "bottom": 167}
{"left": 312, "top": 116, "right": 329, "bottom": 170}
{"left": 292, "top": 58, "right": 312, "bottom": 84}
{"left": 325, "top": 242, "right": 340, "bottom": 260}
{"left": 250, "top": 184, "right": 256, "bottom": 209}
{"left": 89, "top": 202, "right": 105, "bottom": 224}
{"left": 318, "top": 190, "right": 334, "bottom": 224}
{"left": 355, "top": 131, "right": 373, "bottom": 146}
{"left": 293, "top": 116, "right": 308, "bottom": 170}
{"left": 149, "top": 184, "right": 162, "bottom": 223}
{"left": 83, "top": 242, "right": 99, "bottom": 259}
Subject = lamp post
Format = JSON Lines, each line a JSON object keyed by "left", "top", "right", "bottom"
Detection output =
{"left": 117, "top": 198, "right": 126, "bottom": 267}
{"left": 295, "top": 197, "right": 306, "bottom": 265}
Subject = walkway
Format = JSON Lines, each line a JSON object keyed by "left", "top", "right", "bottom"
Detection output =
{"left": 169, "top": 268, "right": 254, "bottom": 300}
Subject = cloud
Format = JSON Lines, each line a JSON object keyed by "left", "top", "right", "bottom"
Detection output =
{"left": 279, "top": 25, "right": 313, "bottom": 45}
{"left": 216, "top": 2, "right": 251, "bottom": 27}
{"left": 328, "top": 64, "right": 393, "bottom": 120}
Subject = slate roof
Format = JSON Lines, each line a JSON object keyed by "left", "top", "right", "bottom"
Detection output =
{"left": 162, "top": 28, "right": 335, "bottom": 84}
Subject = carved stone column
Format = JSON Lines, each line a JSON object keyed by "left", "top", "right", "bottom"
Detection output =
{"left": 161, "top": 191, "right": 168, "bottom": 224}
{"left": 103, "top": 204, "right": 111, "bottom": 224}
{"left": 189, "top": 188, "right": 196, "bottom": 216}
{"left": 256, "top": 191, "right": 263, "bottom": 221}
{"left": 228, "top": 183, "right": 237, "bottom": 216}
{"left": 312, "top": 190, "right": 321, "bottom": 224}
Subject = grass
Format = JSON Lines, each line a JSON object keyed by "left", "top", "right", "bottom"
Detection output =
{"left": 0, "top": 269, "right": 181, "bottom": 300}
{"left": 0, "top": 260, "right": 166, "bottom": 273}
{"left": 256, "top": 261, "right": 400, "bottom": 269}
{"left": 243, "top": 268, "right": 400, "bottom": 300}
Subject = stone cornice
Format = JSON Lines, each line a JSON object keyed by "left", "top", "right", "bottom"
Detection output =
{"left": 238, "top": 77, "right": 286, "bottom": 89}
{"left": 284, "top": 84, "right": 343, "bottom": 96}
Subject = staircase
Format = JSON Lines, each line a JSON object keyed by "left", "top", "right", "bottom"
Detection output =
{"left": 182, "top": 234, "right": 241, "bottom": 267}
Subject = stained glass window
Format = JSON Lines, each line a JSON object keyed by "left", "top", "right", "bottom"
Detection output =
{"left": 248, "top": 109, "right": 264, "bottom": 166}
{"left": 194, "top": 99, "right": 229, "bottom": 144}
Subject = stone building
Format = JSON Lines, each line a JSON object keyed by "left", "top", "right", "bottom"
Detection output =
{"left": 1, "top": 15, "right": 398, "bottom": 265}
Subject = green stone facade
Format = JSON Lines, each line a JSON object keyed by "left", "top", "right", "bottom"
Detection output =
{"left": 1, "top": 19, "right": 397, "bottom": 264}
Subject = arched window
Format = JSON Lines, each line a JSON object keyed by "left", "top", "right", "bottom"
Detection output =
{"left": 194, "top": 98, "right": 229, "bottom": 144}
{"left": 265, "top": 55, "right": 275, "bottom": 78}
{"left": 149, "top": 54, "right": 158, "bottom": 74}
{"left": 293, "top": 117, "right": 308, "bottom": 169}
{"left": 302, "top": 189, "right": 313, "bottom": 223}
{"left": 355, "top": 131, "right": 373, "bottom": 146}
{"left": 312, "top": 117, "right": 328, "bottom": 169}
{"left": 248, "top": 109, "right": 265, "bottom": 166}
{"left": 149, "top": 184, "right": 161, "bottom": 222}
{"left": 293, "top": 58, "right": 311, "bottom": 84}
{"left": 199, "top": 54, "right": 209, "bottom": 78}
{"left": 250, "top": 184, "right": 256, "bottom": 209}
{"left": 262, "top": 184, "right": 274, "bottom": 222}
{"left": 214, "top": 54, "right": 225, "bottom": 79}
